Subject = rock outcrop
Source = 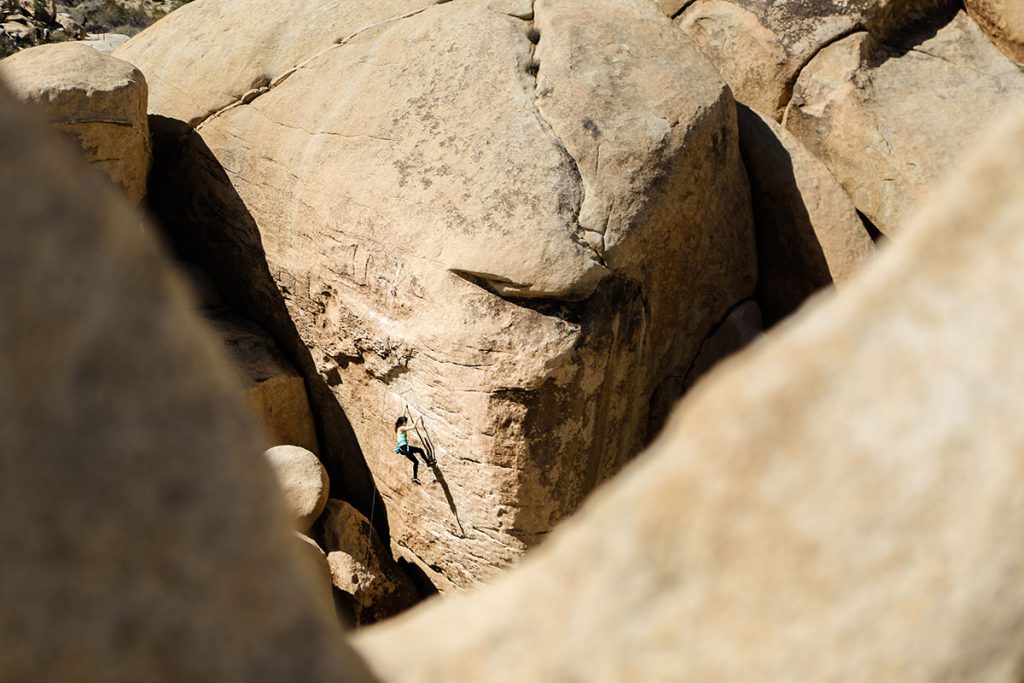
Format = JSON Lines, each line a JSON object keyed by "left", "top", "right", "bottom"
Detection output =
{"left": 0, "top": 82, "right": 375, "bottom": 682}
{"left": 117, "top": 0, "right": 756, "bottom": 590}
{"left": 966, "top": 0, "right": 1024, "bottom": 64}
{"left": 674, "top": 0, "right": 960, "bottom": 120}
{"left": 355, "top": 101, "right": 1024, "bottom": 683}
{"left": 215, "top": 311, "right": 320, "bottom": 454}
{"left": 0, "top": 41, "right": 151, "bottom": 202}
{"left": 265, "top": 445, "right": 331, "bottom": 531}
{"left": 786, "top": 11, "right": 1024, "bottom": 236}
{"left": 319, "top": 499, "right": 421, "bottom": 625}
{"left": 737, "top": 105, "right": 874, "bottom": 323}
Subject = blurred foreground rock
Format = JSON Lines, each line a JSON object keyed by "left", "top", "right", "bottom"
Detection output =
{"left": 355, "top": 103, "right": 1024, "bottom": 682}
{"left": 0, "top": 83, "right": 375, "bottom": 682}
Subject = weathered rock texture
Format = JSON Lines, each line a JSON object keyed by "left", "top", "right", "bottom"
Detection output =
{"left": 681, "top": 300, "right": 761, "bottom": 391}
{"left": 214, "top": 311, "right": 320, "bottom": 454}
{"left": 319, "top": 499, "right": 420, "bottom": 625}
{"left": 966, "top": 0, "right": 1024, "bottom": 64}
{"left": 0, "top": 83, "right": 375, "bottom": 682}
{"left": 786, "top": 11, "right": 1024, "bottom": 236}
{"left": 737, "top": 105, "right": 874, "bottom": 323}
{"left": 675, "top": 0, "right": 960, "bottom": 119}
{"left": 265, "top": 445, "right": 331, "bottom": 531}
{"left": 118, "top": 0, "right": 756, "bottom": 590}
{"left": 356, "top": 102, "right": 1024, "bottom": 683}
{"left": 0, "top": 41, "right": 151, "bottom": 202}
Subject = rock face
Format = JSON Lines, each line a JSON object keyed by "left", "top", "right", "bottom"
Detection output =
{"left": 0, "top": 83, "right": 376, "bottom": 682}
{"left": 966, "top": 0, "right": 1024, "bottom": 64}
{"left": 265, "top": 445, "right": 331, "bottom": 531}
{"left": 737, "top": 105, "right": 874, "bottom": 323}
{"left": 786, "top": 11, "right": 1024, "bottom": 236}
{"left": 319, "top": 499, "right": 420, "bottom": 625}
{"left": 355, "top": 103, "right": 1024, "bottom": 683}
{"left": 675, "top": 0, "right": 960, "bottom": 120}
{"left": 117, "top": 0, "right": 756, "bottom": 590}
{"left": 214, "top": 310, "right": 320, "bottom": 454}
{"left": 0, "top": 41, "right": 151, "bottom": 202}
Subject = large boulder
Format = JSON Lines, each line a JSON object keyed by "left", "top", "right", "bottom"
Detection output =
{"left": 319, "top": 499, "right": 421, "bottom": 625}
{"left": 966, "top": 0, "right": 1024, "bottom": 64}
{"left": 264, "top": 445, "right": 331, "bottom": 530}
{"left": 786, "top": 11, "right": 1024, "bottom": 236}
{"left": 0, "top": 41, "right": 151, "bottom": 203}
{"left": 675, "top": 0, "right": 960, "bottom": 120}
{"left": 0, "top": 84, "right": 375, "bottom": 682}
{"left": 117, "top": 0, "right": 756, "bottom": 590}
{"left": 737, "top": 105, "right": 874, "bottom": 323}
{"left": 355, "top": 102, "right": 1024, "bottom": 682}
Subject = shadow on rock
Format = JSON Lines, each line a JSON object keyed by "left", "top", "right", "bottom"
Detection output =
{"left": 144, "top": 114, "right": 391, "bottom": 544}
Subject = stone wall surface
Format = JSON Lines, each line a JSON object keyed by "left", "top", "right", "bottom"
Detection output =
{"left": 355, "top": 101, "right": 1024, "bottom": 683}
{"left": 116, "top": 0, "right": 757, "bottom": 590}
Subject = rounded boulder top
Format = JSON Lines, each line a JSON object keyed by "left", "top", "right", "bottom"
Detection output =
{"left": 0, "top": 41, "right": 144, "bottom": 98}
{"left": 263, "top": 445, "right": 331, "bottom": 531}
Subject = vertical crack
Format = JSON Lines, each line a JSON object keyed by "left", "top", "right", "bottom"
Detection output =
{"left": 517, "top": 1, "right": 607, "bottom": 265}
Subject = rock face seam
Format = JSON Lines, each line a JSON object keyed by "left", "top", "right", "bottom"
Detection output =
{"left": 194, "top": 1, "right": 450, "bottom": 132}
{"left": 779, "top": 26, "right": 863, "bottom": 125}
{"left": 523, "top": 0, "right": 606, "bottom": 265}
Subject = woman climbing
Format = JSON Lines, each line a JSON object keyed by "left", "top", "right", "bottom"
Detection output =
{"left": 395, "top": 415, "right": 435, "bottom": 484}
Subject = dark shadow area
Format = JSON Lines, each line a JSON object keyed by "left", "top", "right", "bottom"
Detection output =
{"left": 736, "top": 104, "right": 833, "bottom": 328}
{"left": 857, "top": 209, "right": 886, "bottom": 243}
{"left": 864, "top": 0, "right": 963, "bottom": 69}
{"left": 145, "top": 115, "right": 391, "bottom": 543}
{"left": 397, "top": 557, "right": 440, "bottom": 600}
{"left": 428, "top": 462, "right": 465, "bottom": 538}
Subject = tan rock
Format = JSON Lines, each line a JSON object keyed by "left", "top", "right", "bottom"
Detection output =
{"left": 967, "top": 0, "right": 1024, "bottom": 63}
{"left": 785, "top": 12, "right": 1024, "bottom": 235}
{"left": 295, "top": 532, "right": 334, "bottom": 603}
{"left": 0, "top": 83, "right": 376, "bottom": 682}
{"left": 319, "top": 499, "right": 420, "bottom": 625}
{"left": 212, "top": 310, "right": 320, "bottom": 454}
{"left": 0, "top": 42, "right": 151, "bottom": 203}
{"left": 114, "top": 0, "right": 449, "bottom": 125}
{"left": 355, "top": 101, "right": 1024, "bottom": 683}
{"left": 124, "top": 0, "right": 755, "bottom": 590}
{"left": 682, "top": 300, "right": 761, "bottom": 390}
{"left": 676, "top": 0, "right": 960, "bottom": 120}
{"left": 737, "top": 105, "right": 874, "bottom": 322}
{"left": 264, "top": 445, "right": 330, "bottom": 531}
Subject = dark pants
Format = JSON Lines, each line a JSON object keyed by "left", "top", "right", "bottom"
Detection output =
{"left": 397, "top": 444, "right": 431, "bottom": 479}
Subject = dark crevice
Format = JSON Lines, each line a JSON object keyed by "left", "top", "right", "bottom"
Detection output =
{"left": 670, "top": 0, "right": 698, "bottom": 20}
{"left": 856, "top": 209, "right": 886, "bottom": 243}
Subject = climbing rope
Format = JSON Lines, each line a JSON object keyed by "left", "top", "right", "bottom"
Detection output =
{"left": 363, "top": 478, "right": 377, "bottom": 571}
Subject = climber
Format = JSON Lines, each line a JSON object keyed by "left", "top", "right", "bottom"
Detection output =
{"left": 395, "top": 415, "right": 435, "bottom": 484}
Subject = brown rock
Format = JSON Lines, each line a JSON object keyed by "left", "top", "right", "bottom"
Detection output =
{"left": 121, "top": 0, "right": 755, "bottom": 590}
{"left": 0, "top": 42, "right": 151, "bottom": 203}
{"left": 0, "top": 83, "right": 376, "bottom": 682}
{"left": 355, "top": 101, "right": 1024, "bottom": 683}
{"left": 676, "top": 0, "right": 960, "bottom": 120}
{"left": 114, "top": 0, "right": 450, "bottom": 126}
{"left": 264, "top": 445, "right": 331, "bottom": 531}
{"left": 966, "top": 0, "right": 1024, "bottom": 63}
{"left": 737, "top": 104, "right": 875, "bottom": 323}
{"left": 319, "top": 499, "right": 420, "bottom": 625}
{"left": 682, "top": 300, "right": 761, "bottom": 390}
{"left": 785, "top": 11, "right": 1024, "bottom": 235}
{"left": 213, "top": 310, "right": 320, "bottom": 454}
